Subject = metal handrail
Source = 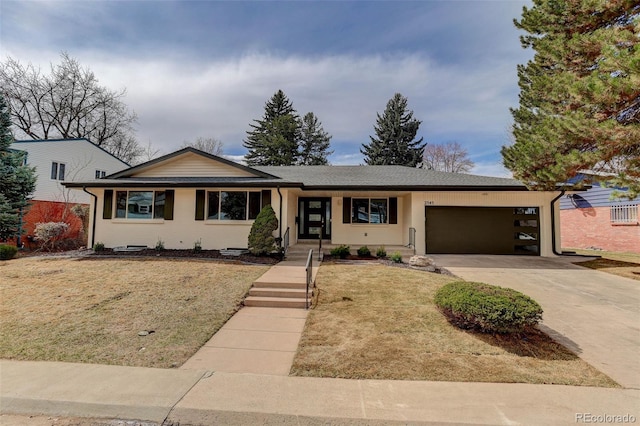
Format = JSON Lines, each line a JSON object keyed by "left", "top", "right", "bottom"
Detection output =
{"left": 318, "top": 218, "right": 323, "bottom": 261}
{"left": 305, "top": 248, "right": 313, "bottom": 309}
{"left": 283, "top": 226, "right": 290, "bottom": 255}
{"left": 409, "top": 227, "right": 416, "bottom": 254}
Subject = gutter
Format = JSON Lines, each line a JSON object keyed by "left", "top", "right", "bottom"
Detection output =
{"left": 82, "top": 187, "right": 98, "bottom": 249}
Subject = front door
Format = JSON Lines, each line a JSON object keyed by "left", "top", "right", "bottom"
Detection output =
{"left": 298, "top": 198, "right": 331, "bottom": 239}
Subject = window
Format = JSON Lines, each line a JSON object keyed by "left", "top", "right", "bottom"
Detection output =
{"left": 206, "top": 191, "right": 261, "bottom": 221}
{"left": 351, "top": 198, "right": 388, "bottom": 224}
{"left": 95, "top": 170, "right": 107, "bottom": 179}
{"left": 51, "top": 162, "right": 66, "bottom": 180}
{"left": 115, "top": 190, "right": 166, "bottom": 219}
{"left": 610, "top": 204, "right": 638, "bottom": 224}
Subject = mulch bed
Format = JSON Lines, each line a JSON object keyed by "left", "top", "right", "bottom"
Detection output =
{"left": 88, "top": 248, "right": 281, "bottom": 265}
{"left": 322, "top": 255, "right": 454, "bottom": 275}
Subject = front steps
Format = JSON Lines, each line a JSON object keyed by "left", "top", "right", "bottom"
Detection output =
{"left": 244, "top": 259, "right": 318, "bottom": 309}
{"left": 244, "top": 282, "right": 312, "bottom": 309}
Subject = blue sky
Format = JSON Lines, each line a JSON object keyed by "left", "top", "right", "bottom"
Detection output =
{"left": 1, "top": 0, "right": 533, "bottom": 176}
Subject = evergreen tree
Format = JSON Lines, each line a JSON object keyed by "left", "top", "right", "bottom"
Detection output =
{"left": 298, "top": 112, "right": 333, "bottom": 165}
{"left": 248, "top": 205, "right": 279, "bottom": 255}
{"left": 244, "top": 90, "right": 300, "bottom": 166}
{"left": 361, "top": 93, "right": 425, "bottom": 167}
{"left": 502, "top": 1, "right": 640, "bottom": 197}
{"left": 0, "top": 93, "right": 36, "bottom": 240}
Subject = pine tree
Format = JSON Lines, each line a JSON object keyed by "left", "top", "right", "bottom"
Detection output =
{"left": 0, "top": 93, "right": 36, "bottom": 240}
{"left": 361, "top": 93, "right": 425, "bottom": 167}
{"left": 502, "top": 1, "right": 640, "bottom": 197}
{"left": 298, "top": 112, "right": 333, "bottom": 165}
{"left": 244, "top": 90, "right": 300, "bottom": 166}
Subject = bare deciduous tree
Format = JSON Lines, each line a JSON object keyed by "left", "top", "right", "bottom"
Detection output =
{"left": 181, "top": 136, "right": 224, "bottom": 156}
{"left": 0, "top": 52, "right": 141, "bottom": 163}
{"left": 422, "top": 141, "right": 474, "bottom": 173}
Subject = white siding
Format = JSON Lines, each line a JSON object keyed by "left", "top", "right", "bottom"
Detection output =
{"left": 10, "top": 140, "right": 128, "bottom": 204}
{"left": 133, "top": 152, "right": 257, "bottom": 177}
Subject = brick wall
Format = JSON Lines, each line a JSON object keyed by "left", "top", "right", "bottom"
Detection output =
{"left": 561, "top": 207, "right": 640, "bottom": 253}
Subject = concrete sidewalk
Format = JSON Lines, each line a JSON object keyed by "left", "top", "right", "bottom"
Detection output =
{"left": 2, "top": 360, "right": 639, "bottom": 425}
{"left": 180, "top": 307, "right": 307, "bottom": 375}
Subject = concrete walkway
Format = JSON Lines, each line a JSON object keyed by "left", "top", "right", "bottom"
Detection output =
{"left": 181, "top": 249, "right": 314, "bottom": 374}
{"left": 180, "top": 307, "right": 307, "bottom": 375}
{"left": 431, "top": 254, "right": 640, "bottom": 390}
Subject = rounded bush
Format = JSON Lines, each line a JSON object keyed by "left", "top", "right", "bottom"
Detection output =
{"left": 434, "top": 281, "right": 543, "bottom": 334}
{"left": 357, "top": 246, "right": 371, "bottom": 257}
{"left": 330, "top": 245, "right": 350, "bottom": 259}
{"left": 0, "top": 244, "right": 18, "bottom": 260}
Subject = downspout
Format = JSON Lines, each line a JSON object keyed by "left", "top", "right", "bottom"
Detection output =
{"left": 276, "top": 186, "right": 283, "bottom": 246}
{"left": 83, "top": 187, "right": 98, "bottom": 249}
{"left": 550, "top": 188, "right": 601, "bottom": 259}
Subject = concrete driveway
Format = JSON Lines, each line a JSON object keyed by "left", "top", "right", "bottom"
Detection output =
{"left": 431, "top": 255, "right": 640, "bottom": 389}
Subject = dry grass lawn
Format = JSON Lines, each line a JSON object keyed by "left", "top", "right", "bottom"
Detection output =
{"left": 0, "top": 257, "right": 269, "bottom": 368}
{"left": 567, "top": 249, "right": 640, "bottom": 281}
{"left": 291, "top": 264, "right": 618, "bottom": 387}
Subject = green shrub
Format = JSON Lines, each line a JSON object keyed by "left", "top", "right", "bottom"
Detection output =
{"left": 193, "top": 239, "right": 202, "bottom": 253}
{"left": 434, "top": 281, "right": 543, "bottom": 334}
{"left": 390, "top": 251, "right": 403, "bottom": 263}
{"left": 0, "top": 244, "right": 18, "bottom": 260}
{"left": 248, "top": 205, "right": 279, "bottom": 255}
{"left": 357, "top": 246, "right": 371, "bottom": 257}
{"left": 155, "top": 239, "right": 165, "bottom": 251}
{"left": 376, "top": 246, "right": 387, "bottom": 258}
{"left": 93, "top": 242, "right": 105, "bottom": 252}
{"left": 330, "top": 245, "right": 350, "bottom": 259}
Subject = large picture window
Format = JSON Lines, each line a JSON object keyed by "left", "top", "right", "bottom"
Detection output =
{"left": 352, "top": 198, "right": 388, "bottom": 224}
{"left": 206, "top": 191, "right": 261, "bottom": 221}
{"left": 115, "top": 191, "right": 166, "bottom": 219}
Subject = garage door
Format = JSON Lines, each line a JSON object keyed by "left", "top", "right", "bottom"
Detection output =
{"left": 425, "top": 207, "right": 540, "bottom": 255}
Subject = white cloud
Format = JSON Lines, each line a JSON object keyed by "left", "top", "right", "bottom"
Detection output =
{"left": 470, "top": 161, "right": 513, "bottom": 179}
{"left": 3, "top": 47, "right": 521, "bottom": 165}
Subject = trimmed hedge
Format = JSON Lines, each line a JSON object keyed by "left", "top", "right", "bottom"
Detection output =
{"left": 330, "top": 245, "right": 350, "bottom": 259}
{"left": 0, "top": 244, "right": 18, "bottom": 260}
{"left": 434, "top": 281, "right": 543, "bottom": 334}
{"left": 357, "top": 246, "right": 371, "bottom": 257}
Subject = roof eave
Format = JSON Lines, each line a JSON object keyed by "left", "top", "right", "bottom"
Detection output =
{"left": 62, "top": 181, "right": 303, "bottom": 189}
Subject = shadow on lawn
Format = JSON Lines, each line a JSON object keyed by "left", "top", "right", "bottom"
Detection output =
{"left": 470, "top": 326, "right": 581, "bottom": 360}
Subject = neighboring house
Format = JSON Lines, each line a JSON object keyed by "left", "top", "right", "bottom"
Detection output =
{"left": 64, "top": 147, "right": 566, "bottom": 256}
{"left": 560, "top": 174, "right": 639, "bottom": 253}
{"left": 9, "top": 138, "right": 129, "bottom": 243}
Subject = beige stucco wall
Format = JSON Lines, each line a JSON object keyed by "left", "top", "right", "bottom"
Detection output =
{"left": 84, "top": 186, "right": 561, "bottom": 256}
{"left": 410, "top": 191, "right": 561, "bottom": 257}
{"left": 87, "top": 187, "right": 279, "bottom": 250}
{"left": 330, "top": 196, "right": 404, "bottom": 247}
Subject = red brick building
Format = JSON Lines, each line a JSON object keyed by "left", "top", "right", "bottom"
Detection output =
{"left": 560, "top": 178, "right": 639, "bottom": 253}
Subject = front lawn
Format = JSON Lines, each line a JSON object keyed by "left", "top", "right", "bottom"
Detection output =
{"left": 567, "top": 249, "right": 640, "bottom": 281}
{"left": 0, "top": 257, "right": 269, "bottom": 368}
{"left": 291, "top": 264, "right": 618, "bottom": 387}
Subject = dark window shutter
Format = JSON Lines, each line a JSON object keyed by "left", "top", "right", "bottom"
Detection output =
{"left": 343, "top": 197, "right": 351, "bottom": 223}
{"left": 103, "top": 190, "right": 113, "bottom": 219}
{"left": 164, "top": 190, "right": 175, "bottom": 220}
{"left": 389, "top": 197, "right": 398, "bottom": 224}
{"left": 261, "top": 189, "right": 271, "bottom": 208}
{"left": 195, "top": 190, "right": 205, "bottom": 221}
